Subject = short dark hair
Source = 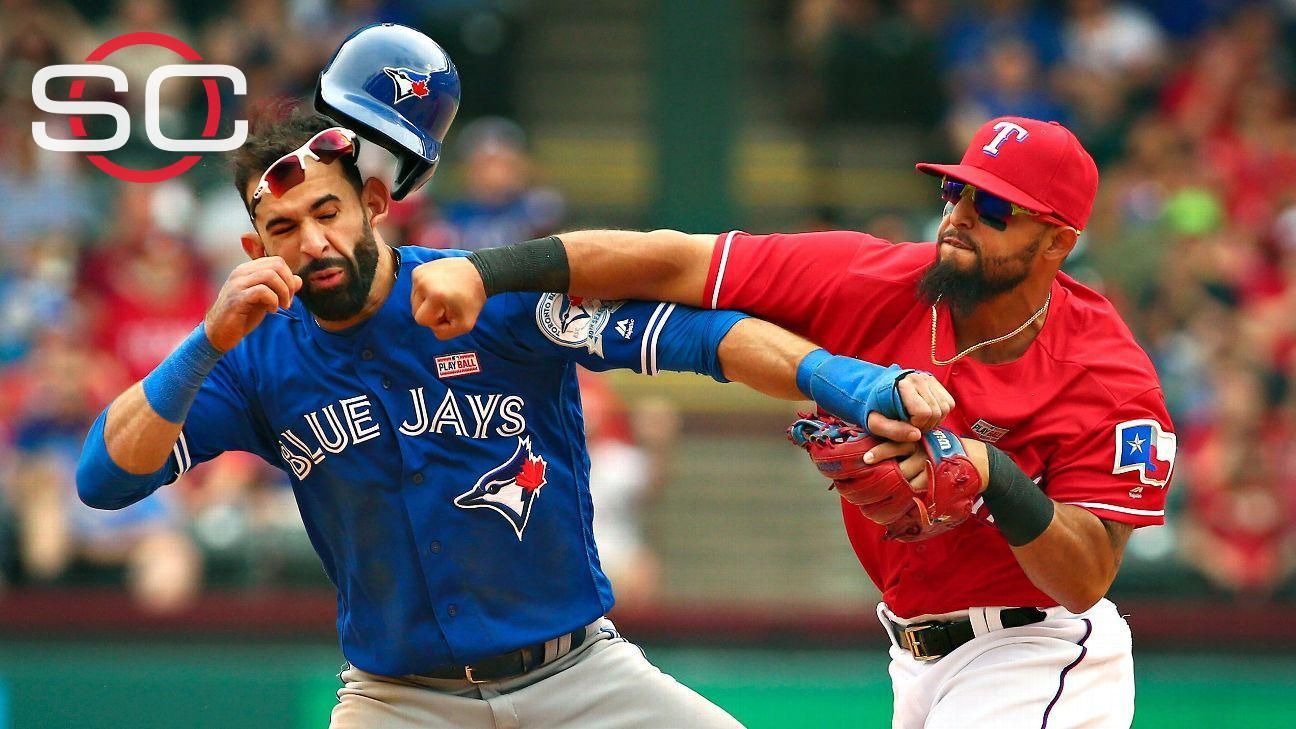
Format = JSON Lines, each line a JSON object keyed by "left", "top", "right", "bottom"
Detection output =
{"left": 231, "top": 106, "right": 364, "bottom": 210}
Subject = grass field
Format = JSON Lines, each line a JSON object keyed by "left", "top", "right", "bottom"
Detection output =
{"left": 4, "top": 640, "right": 1294, "bottom": 728}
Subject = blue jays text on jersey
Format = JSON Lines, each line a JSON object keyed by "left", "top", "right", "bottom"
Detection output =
{"left": 80, "top": 245, "right": 745, "bottom": 677}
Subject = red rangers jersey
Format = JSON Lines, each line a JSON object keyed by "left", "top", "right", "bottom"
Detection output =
{"left": 705, "top": 231, "right": 1176, "bottom": 616}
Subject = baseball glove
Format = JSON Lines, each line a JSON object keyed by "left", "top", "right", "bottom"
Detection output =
{"left": 787, "top": 413, "right": 982, "bottom": 542}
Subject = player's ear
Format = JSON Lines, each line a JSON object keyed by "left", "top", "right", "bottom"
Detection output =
{"left": 241, "top": 232, "right": 266, "bottom": 260}
{"left": 1042, "top": 226, "right": 1078, "bottom": 262}
{"left": 361, "top": 176, "right": 390, "bottom": 227}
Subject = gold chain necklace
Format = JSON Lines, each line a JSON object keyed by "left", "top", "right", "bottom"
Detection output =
{"left": 929, "top": 292, "right": 1051, "bottom": 366}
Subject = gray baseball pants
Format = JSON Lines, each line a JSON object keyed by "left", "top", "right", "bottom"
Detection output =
{"left": 330, "top": 618, "right": 745, "bottom": 728}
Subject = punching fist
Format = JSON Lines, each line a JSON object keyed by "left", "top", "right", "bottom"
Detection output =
{"left": 411, "top": 257, "right": 488, "bottom": 340}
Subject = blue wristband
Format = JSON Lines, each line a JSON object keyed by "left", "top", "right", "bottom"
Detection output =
{"left": 797, "top": 349, "right": 912, "bottom": 430}
{"left": 141, "top": 324, "right": 224, "bottom": 424}
{"left": 796, "top": 348, "right": 834, "bottom": 398}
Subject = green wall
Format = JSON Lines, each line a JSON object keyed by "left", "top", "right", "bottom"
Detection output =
{"left": 652, "top": 0, "right": 738, "bottom": 230}
{"left": 5, "top": 641, "right": 1294, "bottom": 728}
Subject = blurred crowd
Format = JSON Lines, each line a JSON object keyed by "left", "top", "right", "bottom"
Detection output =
{"left": 2, "top": 0, "right": 1295, "bottom": 614}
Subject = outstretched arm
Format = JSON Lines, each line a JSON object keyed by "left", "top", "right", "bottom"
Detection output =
{"left": 716, "top": 318, "right": 948, "bottom": 438}
{"left": 562, "top": 230, "right": 714, "bottom": 305}
{"left": 411, "top": 232, "right": 711, "bottom": 339}
{"left": 412, "top": 240, "right": 953, "bottom": 433}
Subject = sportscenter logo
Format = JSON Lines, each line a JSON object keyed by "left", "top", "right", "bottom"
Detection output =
{"left": 30, "top": 31, "right": 247, "bottom": 184}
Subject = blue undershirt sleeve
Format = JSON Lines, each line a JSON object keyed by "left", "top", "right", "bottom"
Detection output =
{"left": 640, "top": 304, "right": 747, "bottom": 382}
{"left": 509, "top": 293, "right": 747, "bottom": 381}
{"left": 76, "top": 408, "right": 174, "bottom": 510}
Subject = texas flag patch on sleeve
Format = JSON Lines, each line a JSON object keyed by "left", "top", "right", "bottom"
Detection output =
{"left": 1112, "top": 419, "right": 1177, "bottom": 488}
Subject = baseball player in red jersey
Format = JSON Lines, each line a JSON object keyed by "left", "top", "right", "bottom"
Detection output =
{"left": 408, "top": 116, "right": 1174, "bottom": 728}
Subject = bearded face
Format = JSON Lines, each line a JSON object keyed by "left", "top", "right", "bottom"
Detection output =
{"left": 293, "top": 218, "right": 381, "bottom": 322}
{"left": 918, "top": 227, "right": 1043, "bottom": 315}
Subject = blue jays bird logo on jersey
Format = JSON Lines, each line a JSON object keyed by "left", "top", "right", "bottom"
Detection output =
{"left": 383, "top": 67, "right": 432, "bottom": 104}
{"left": 455, "top": 436, "right": 549, "bottom": 539}
{"left": 1112, "top": 419, "right": 1176, "bottom": 488}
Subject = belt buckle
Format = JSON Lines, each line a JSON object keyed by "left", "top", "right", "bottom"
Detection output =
{"left": 901, "top": 623, "right": 941, "bottom": 662}
{"left": 464, "top": 665, "right": 487, "bottom": 684}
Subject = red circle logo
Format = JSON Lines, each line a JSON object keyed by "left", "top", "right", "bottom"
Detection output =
{"left": 68, "top": 32, "right": 225, "bottom": 183}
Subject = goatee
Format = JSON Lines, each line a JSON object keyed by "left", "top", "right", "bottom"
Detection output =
{"left": 295, "top": 221, "right": 380, "bottom": 321}
{"left": 918, "top": 234, "right": 1039, "bottom": 316}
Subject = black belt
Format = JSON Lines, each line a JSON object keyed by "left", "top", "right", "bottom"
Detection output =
{"left": 417, "top": 626, "right": 589, "bottom": 683}
{"left": 887, "top": 607, "right": 1047, "bottom": 661}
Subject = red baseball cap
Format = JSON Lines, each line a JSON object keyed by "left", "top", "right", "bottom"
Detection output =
{"left": 916, "top": 117, "right": 1099, "bottom": 231}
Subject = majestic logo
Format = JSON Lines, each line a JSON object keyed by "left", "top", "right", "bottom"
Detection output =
{"left": 383, "top": 66, "right": 432, "bottom": 104}
{"left": 535, "top": 294, "right": 623, "bottom": 357}
{"left": 970, "top": 419, "right": 1009, "bottom": 443}
{"left": 435, "top": 352, "right": 480, "bottom": 379}
{"left": 982, "top": 121, "right": 1029, "bottom": 157}
{"left": 615, "top": 318, "right": 635, "bottom": 340}
{"left": 454, "top": 436, "right": 549, "bottom": 539}
{"left": 1113, "top": 419, "right": 1176, "bottom": 488}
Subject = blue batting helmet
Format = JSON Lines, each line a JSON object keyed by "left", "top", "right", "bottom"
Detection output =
{"left": 316, "top": 23, "right": 461, "bottom": 200}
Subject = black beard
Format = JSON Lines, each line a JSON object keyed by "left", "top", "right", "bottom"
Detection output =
{"left": 295, "top": 222, "right": 380, "bottom": 321}
{"left": 917, "top": 234, "right": 1040, "bottom": 316}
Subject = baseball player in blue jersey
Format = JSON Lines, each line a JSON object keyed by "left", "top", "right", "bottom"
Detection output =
{"left": 75, "top": 25, "right": 954, "bottom": 728}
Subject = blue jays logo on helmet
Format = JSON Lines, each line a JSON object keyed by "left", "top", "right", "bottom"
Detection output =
{"left": 316, "top": 23, "right": 461, "bottom": 200}
{"left": 454, "top": 436, "right": 549, "bottom": 539}
{"left": 383, "top": 67, "right": 432, "bottom": 104}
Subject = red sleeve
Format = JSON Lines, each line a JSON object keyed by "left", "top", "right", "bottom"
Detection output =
{"left": 1044, "top": 388, "right": 1176, "bottom": 527}
{"left": 702, "top": 230, "right": 927, "bottom": 331}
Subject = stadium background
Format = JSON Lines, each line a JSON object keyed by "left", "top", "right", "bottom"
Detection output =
{"left": 2, "top": 0, "right": 1296, "bottom": 726}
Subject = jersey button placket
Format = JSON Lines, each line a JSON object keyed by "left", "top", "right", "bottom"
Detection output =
{"left": 361, "top": 349, "right": 374, "bottom": 361}
{"left": 411, "top": 473, "right": 424, "bottom": 485}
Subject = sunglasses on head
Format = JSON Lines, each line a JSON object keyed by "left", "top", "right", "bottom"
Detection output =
{"left": 939, "top": 177, "right": 1042, "bottom": 232}
{"left": 252, "top": 127, "right": 359, "bottom": 202}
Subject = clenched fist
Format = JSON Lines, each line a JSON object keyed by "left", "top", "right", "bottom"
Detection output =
{"left": 895, "top": 371, "right": 956, "bottom": 432}
{"left": 204, "top": 257, "right": 302, "bottom": 352}
{"left": 410, "top": 257, "right": 488, "bottom": 340}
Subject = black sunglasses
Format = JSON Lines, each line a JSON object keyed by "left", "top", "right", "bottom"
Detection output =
{"left": 939, "top": 177, "right": 1040, "bottom": 232}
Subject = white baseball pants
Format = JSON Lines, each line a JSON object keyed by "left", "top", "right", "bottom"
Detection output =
{"left": 880, "top": 599, "right": 1135, "bottom": 729}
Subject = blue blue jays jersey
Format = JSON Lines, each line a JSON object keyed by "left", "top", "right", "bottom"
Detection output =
{"left": 160, "top": 245, "right": 744, "bottom": 676}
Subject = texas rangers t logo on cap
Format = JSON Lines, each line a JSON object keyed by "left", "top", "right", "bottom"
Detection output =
{"left": 982, "top": 121, "right": 1029, "bottom": 157}
{"left": 1112, "top": 419, "right": 1176, "bottom": 487}
{"left": 383, "top": 66, "right": 432, "bottom": 104}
